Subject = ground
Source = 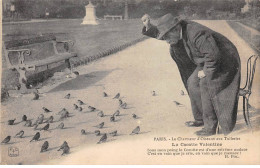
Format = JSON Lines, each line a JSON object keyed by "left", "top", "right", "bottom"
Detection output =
{"left": 0, "top": 20, "right": 259, "bottom": 165}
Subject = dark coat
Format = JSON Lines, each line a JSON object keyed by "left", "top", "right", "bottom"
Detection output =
{"left": 142, "top": 20, "right": 241, "bottom": 134}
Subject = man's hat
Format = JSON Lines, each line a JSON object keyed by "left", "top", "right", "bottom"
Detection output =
{"left": 157, "top": 13, "right": 181, "bottom": 40}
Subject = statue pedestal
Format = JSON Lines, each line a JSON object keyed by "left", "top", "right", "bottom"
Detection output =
{"left": 81, "top": 2, "right": 99, "bottom": 25}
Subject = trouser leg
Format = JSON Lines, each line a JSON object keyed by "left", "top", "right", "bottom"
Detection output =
{"left": 187, "top": 68, "right": 203, "bottom": 122}
{"left": 199, "top": 77, "right": 218, "bottom": 131}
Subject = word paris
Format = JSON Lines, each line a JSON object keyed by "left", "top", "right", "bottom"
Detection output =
{"left": 154, "top": 136, "right": 241, "bottom": 141}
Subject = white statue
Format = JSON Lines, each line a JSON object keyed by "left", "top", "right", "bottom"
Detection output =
{"left": 81, "top": 1, "right": 99, "bottom": 25}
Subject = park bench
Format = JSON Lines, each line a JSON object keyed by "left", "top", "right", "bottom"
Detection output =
{"left": 2, "top": 34, "right": 77, "bottom": 92}
{"left": 104, "top": 15, "right": 123, "bottom": 20}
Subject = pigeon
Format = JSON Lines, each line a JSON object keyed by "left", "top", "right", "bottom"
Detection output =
{"left": 40, "top": 141, "right": 49, "bottom": 152}
{"left": 78, "top": 100, "right": 85, "bottom": 105}
{"left": 97, "top": 133, "right": 107, "bottom": 144}
{"left": 119, "top": 99, "right": 123, "bottom": 105}
{"left": 120, "top": 102, "right": 127, "bottom": 109}
{"left": 110, "top": 116, "right": 115, "bottom": 122}
{"left": 14, "top": 130, "right": 24, "bottom": 138}
{"left": 64, "top": 93, "right": 70, "bottom": 99}
{"left": 22, "top": 115, "right": 27, "bottom": 122}
{"left": 103, "top": 92, "right": 108, "bottom": 97}
{"left": 38, "top": 114, "right": 44, "bottom": 120}
{"left": 34, "top": 117, "right": 44, "bottom": 125}
{"left": 81, "top": 129, "right": 86, "bottom": 135}
{"left": 32, "top": 91, "right": 39, "bottom": 100}
{"left": 78, "top": 107, "right": 83, "bottom": 112}
{"left": 73, "top": 71, "right": 79, "bottom": 76}
{"left": 113, "top": 110, "right": 120, "bottom": 116}
{"left": 130, "top": 126, "right": 140, "bottom": 135}
{"left": 97, "top": 111, "right": 104, "bottom": 117}
{"left": 34, "top": 123, "right": 39, "bottom": 130}
{"left": 40, "top": 123, "right": 50, "bottom": 131}
{"left": 94, "top": 130, "right": 101, "bottom": 136}
{"left": 73, "top": 104, "right": 79, "bottom": 110}
{"left": 57, "top": 122, "right": 64, "bottom": 129}
{"left": 132, "top": 113, "right": 138, "bottom": 119}
{"left": 180, "top": 90, "right": 185, "bottom": 96}
{"left": 24, "top": 120, "right": 32, "bottom": 127}
{"left": 58, "top": 108, "right": 68, "bottom": 115}
{"left": 42, "top": 107, "right": 51, "bottom": 113}
{"left": 59, "top": 111, "right": 69, "bottom": 121}
{"left": 1, "top": 136, "right": 11, "bottom": 144}
{"left": 110, "top": 130, "right": 117, "bottom": 137}
{"left": 58, "top": 141, "right": 68, "bottom": 151}
{"left": 45, "top": 116, "right": 54, "bottom": 123}
{"left": 113, "top": 93, "right": 120, "bottom": 99}
{"left": 8, "top": 119, "right": 16, "bottom": 125}
{"left": 61, "top": 145, "right": 70, "bottom": 155}
{"left": 152, "top": 91, "right": 156, "bottom": 96}
{"left": 173, "top": 101, "right": 183, "bottom": 106}
{"left": 30, "top": 132, "right": 40, "bottom": 142}
{"left": 96, "top": 122, "right": 104, "bottom": 129}
{"left": 88, "top": 106, "right": 96, "bottom": 112}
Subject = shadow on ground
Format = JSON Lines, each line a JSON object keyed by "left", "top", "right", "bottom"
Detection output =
{"left": 48, "top": 70, "right": 112, "bottom": 92}
{"left": 233, "top": 108, "right": 260, "bottom": 134}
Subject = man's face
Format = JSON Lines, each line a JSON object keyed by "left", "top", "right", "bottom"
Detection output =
{"left": 141, "top": 15, "right": 150, "bottom": 27}
{"left": 162, "top": 26, "right": 181, "bottom": 45}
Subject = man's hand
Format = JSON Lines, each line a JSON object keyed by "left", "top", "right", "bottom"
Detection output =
{"left": 198, "top": 70, "right": 206, "bottom": 79}
{"left": 141, "top": 14, "right": 151, "bottom": 31}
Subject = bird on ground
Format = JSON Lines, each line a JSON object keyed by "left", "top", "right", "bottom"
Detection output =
{"left": 110, "top": 130, "right": 117, "bottom": 137}
{"left": 57, "top": 122, "right": 64, "bottom": 129}
{"left": 30, "top": 132, "right": 40, "bottom": 142}
{"left": 58, "top": 108, "right": 68, "bottom": 115}
{"left": 113, "top": 93, "right": 120, "bottom": 99}
{"left": 132, "top": 113, "right": 138, "bottom": 119}
{"left": 97, "top": 111, "right": 104, "bottom": 117}
{"left": 24, "top": 120, "right": 32, "bottom": 127}
{"left": 42, "top": 107, "right": 51, "bottom": 113}
{"left": 113, "top": 110, "right": 120, "bottom": 116}
{"left": 81, "top": 129, "right": 86, "bottom": 135}
{"left": 45, "top": 116, "right": 54, "bottom": 123}
{"left": 78, "top": 107, "right": 83, "bottom": 112}
{"left": 34, "top": 123, "right": 39, "bottom": 130}
{"left": 38, "top": 114, "right": 44, "bottom": 120}
{"left": 152, "top": 91, "right": 156, "bottom": 96}
{"left": 59, "top": 111, "right": 69, "bottom": 121}
{"left": 58, "top": 141, "right": 68, "bottom": 151}
{"left": 1, "top": 136, "right": 11, "bottom": 144}
{"left": 118, "top": 99, "right": 123, "bottom": 106}
{"left": 64, "top": 93, "right": 71, "bottom": 99}
{"left": 32, "top": 91, "right": 39, "bottom": 100}
{"left": 40, "top": 141, "right": 49, "bottom": 152}
{"left": 73, "top": 104, "right": 79, "bottom": 110}
{"left": 173, "top": 101, "right": 183, "bottom": 106}
{"left": 96, "top": 122, "right": 104, "bottom": 129}
{"left": 73, "top": 71, "right": 79, "bottom": 76}
{"left": 61, "top": 145, "right": 70, "bottom": 155}
{"left": 88, "top": 106, "right": 96, "bottom": 112}
{"left": 8, "top": 119, "right": 16, "bottom": 125}
{"left": 14, "top": 130, "right": 24, "bottom": 138}
{"left": 22, "top": 115, "right": 27, "bottom": 122}
{"left": 110, "top": 116, "right": 115, "bottom": 122}
{"left": 180, "top": 90, "right": 185, "bottom": 96}
{"left": 120, "top": 102, "right": 127, "bottom": 109}
{"left": 40, "top": 123, "right": 50, "bottom": 131}
{"left": 130, "top": 126, "right": 140, "bottom": 135}
{"left": 78, "top": 100, "right": 85, "bottom": 105}
{"left": 94, "top": 130, "right": 101, "bottom": 136}
{"left": 103, "top": 92, "right": 108, "bottom": 97}
{"left": 97, "top": 133, "right": 107, "bottom": 144}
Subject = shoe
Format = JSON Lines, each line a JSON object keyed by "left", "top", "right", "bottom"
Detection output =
{"left": 195, "top": 128, "right": 216, "bottom": 136}
{"left": 185, "top": 121, "right": 204, "bottom": 127}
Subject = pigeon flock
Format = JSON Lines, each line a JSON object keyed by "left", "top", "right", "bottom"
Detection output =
{"left": 1, "top": 87, "right": 186, "bottom": 162}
